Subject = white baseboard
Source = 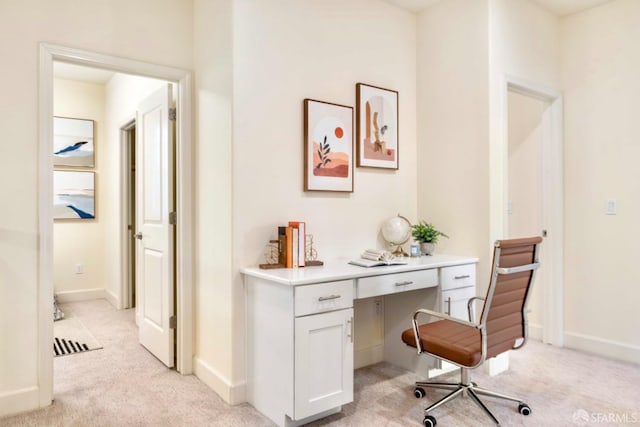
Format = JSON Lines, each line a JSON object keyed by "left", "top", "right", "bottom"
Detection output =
{"left": 0, "top": 386, "right": 40, "bottom": 418}
{"left": 528, "top": 323, "right": 543, "bottom": 340}
{"left": 355, "top": 344, "right": 384, "bottom": 369}
{"left": 564, "top": 331, "right": 640, "bottom": 364}
{"left": 193, "top": 356, "right": 245, "bottom": 405}
{"left": 104, "top": 288, "right": 119, "bottom": 309}
{"left": 55, "top": 288, "right": 106, "bottom": 303}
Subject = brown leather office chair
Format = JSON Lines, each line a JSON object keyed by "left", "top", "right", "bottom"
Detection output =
{"left": 401, "top": 236, "right": 542, "bottom": 426}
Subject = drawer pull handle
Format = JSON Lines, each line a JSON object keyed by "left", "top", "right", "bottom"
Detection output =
{"left": 318, "top": 294, "right": 341, "bottom": 302}
{"left": 454, "top": 275, "right": 470, "bottom": 280}
{"left": 395, "top": 281, "right": 413, "bottom": 286}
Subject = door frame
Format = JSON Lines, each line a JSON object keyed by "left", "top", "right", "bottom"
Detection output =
{"left": 38, "top": 43, "right": 194, "bottom": 406}
{"left": 492, "top": 74, "right": 563, "bottom": 347}
{"left": 120, "top": 119, "right": 136, "bottom": 310}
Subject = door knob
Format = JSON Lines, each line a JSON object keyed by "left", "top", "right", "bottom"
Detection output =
{"left": 135, "top": 232, "right": 143, "bottom": 240}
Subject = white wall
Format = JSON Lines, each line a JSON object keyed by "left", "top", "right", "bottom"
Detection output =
{"left": 230, "top": 0, "right": 417, "bottom": 397}
{"left": 561, "top": 0, "right": 640, "bottom": 361}
{"left": 192, "top": 0, "right": 236, "bottom": 402}
{"left": 103, "top": 73, "right": 169, "bottom": 307}
{"left": 416, "top": 0, "right": 491, "bottom": 287}
{"left": 53, "top": 78, "right": 107, "bottom": 296}
{"left": 0, "top": 0, "right": 192, "bottom": 416}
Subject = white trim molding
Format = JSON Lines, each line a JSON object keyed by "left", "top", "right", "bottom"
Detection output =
{"left": 38, "top": 44, "right": 195, "bottom": 411}
{"left": 0, "top": 387, "right": 40, "bottom": 417}
{"left": 564, "top": 331, "right": 640, "bottom": 365}
{"left": 194, "top": 357, "right": 246, "bottom": 405}
{"left": 55, "top": 288, "right": 109, "bottom": 304}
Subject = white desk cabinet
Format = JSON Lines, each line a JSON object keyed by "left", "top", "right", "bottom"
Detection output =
{"left": 294, "top": 307, "right": 353, "bottom": 419}
{"left": 242, "top": 255, "right": 477, "bottom": 427}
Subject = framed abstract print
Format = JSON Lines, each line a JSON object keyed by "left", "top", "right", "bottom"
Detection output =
{"left": 356, "top": 83, "right": 399, "bottom": 169}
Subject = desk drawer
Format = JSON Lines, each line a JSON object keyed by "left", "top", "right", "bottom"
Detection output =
{"left": 295, "top": 280, "right": 354, "bottom": 317}
{"left": 356, "top": 269, "right": 438, "bottom": 299}
{"left": 440, "top": 264, "right": 476, "bottom": 291}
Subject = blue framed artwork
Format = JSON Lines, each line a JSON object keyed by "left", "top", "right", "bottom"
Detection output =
{"left": 53, "top": 116, "right": 95, "bottom": 168}
{"left": 53, "top": 170, "right": 95, "bottom": 220}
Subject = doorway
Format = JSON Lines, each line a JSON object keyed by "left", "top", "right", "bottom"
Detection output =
{"left": 506, "top": 89, "right": 547, "bottom": 339}
{"left": 497, "top": 76, "right": 564, "bottom": 347}
{"left": 38, "top": 44, "right": 194, "bottom": 407}
{"left": 122, "top": 121, "right": 136, "bottom": 310}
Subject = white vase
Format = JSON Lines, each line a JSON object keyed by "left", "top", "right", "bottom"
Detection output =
{"left": 420, "top": 242, "right": 435, "bottom": 256}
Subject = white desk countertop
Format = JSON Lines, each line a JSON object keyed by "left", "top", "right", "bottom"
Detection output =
{"left": 241, "top": 254, "right": 478, "bottom": 286}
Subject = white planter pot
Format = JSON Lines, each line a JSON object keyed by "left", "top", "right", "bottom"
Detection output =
{"left": 420, "top": 242, "right": 435, "bottom": 256}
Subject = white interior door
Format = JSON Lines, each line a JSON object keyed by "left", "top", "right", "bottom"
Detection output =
{"left": 136, "top": 84, "right": 175, "bottom": 367}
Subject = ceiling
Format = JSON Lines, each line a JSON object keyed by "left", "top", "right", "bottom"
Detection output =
{"left": 53, "top": 62, "right": 115, "bottom": 84}
{"left": 384, "top": 0, "right": 615, "bottom": 16}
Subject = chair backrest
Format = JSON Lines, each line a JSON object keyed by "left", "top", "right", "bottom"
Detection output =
{"left": 479, "top": 236, "right": 542, "bottom": 359}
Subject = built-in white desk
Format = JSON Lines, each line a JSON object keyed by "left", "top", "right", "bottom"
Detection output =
{"left": 242, "top": 255, "right": 478, "bottom": 427}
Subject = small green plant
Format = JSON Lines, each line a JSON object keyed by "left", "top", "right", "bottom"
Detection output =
{"left": 411, "top": 221, "right": 449, "bottom": 244}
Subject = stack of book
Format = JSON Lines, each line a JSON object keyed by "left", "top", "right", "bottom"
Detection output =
{"left": 278, "top": 221, "right": 306, "bottom": 268}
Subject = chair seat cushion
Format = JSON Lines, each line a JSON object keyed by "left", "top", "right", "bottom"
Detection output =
{"left": 401, "top": 320, "right": 482, "bottom": 367}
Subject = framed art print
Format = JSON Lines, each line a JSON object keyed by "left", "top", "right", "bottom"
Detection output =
{"left": 304, "top": 98, "right": 354, "bottom": 192}
{"left": 53, "top": 116, "right": 95, "bottom": 168}
{"left": 356, "top": 83, "right": 399, "bottom": 169}
{"left": 53, "top": 170, "right": 95, "bottom": 219}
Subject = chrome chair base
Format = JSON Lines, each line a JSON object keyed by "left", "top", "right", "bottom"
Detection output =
{"left": 414, "top": 368, "right": 531, "bottom": 426}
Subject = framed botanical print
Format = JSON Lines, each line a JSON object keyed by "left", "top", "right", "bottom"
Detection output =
{"left": 356, "top": 83, "right": 399, "bottom": 169}
{"left": 303, "top": 98, "right": 354, "bottom": 192}
{"left": 53, "top": 116, "right": 95, "bottom": 168}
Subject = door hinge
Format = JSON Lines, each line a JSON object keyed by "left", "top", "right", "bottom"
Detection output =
{"left": 169, "top": 315, "right": 177, "bottom": 329}
{"left": 169, "top": 107, "right": 177, "bottom": 121}
{"left": 169, "top": 211, "right": 177, "bottom": 225}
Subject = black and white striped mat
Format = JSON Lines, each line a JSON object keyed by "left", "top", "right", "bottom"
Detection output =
{"left": 54, "top": 337, "right": 90, "bottom": 356}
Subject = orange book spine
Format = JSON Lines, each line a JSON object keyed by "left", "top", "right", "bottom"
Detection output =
{"left": 288, "top": 221, "right": 306, "bottom": 267}
{"left": 285, "top": 226, "right": 293, "bottom": 268}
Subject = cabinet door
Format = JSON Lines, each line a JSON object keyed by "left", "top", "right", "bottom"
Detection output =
{"left": 294, "top": 308, "right": 354, "bottom": 420}
{"left": 441, "top": 286, "right": 476, "bottom": 321}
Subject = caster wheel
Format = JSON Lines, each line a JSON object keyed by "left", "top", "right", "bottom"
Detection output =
{"left": 423, "top": 415, "right": 437, "bottom": 427}
{"left": 518, "top": 403, "right": 532, "bottom": 416}
{"left": 414, "top": 387, "right": 426, "bottom": 399}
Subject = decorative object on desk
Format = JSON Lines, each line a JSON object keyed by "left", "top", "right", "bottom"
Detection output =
{"left": 53, "top": 116, "right": 95, "bottom": 168}
{"left": 259, "top": 239, "right": 285, "bottom": 269}
{"left": 303, "top": 99, "right": 354, "bottom": 192}
{"left": 53, "top": 170, "right": 95, "bottom": 220}
{"left": 381, "top": 214, "right": 412, "bottom": 257}
{"left": 411, "top": 220, "right": 449, "bottom": 256}
{"left": 410, "top": 244, "right": 421, "bottom": 257}
{"left": 304, "top": 234, "right": 323, "bottom": 266}
{"left": 350, "top": 249, "right": 408, "bottom": 267}
{"left": 356, "top": 83, "right": 399, "bottom": 169}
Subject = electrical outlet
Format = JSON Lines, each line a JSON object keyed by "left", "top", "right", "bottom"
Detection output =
{"left": 75, "top": 264, "right": 83, "bottom": 274}
{"left": 606, "top": 199, "right": 617, "bottom": 215}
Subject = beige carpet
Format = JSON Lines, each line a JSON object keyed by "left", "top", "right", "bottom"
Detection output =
{"left": 2, "top": 299, "right": 638, "bottom": 426}
{"left": 53, "top": 315, "right": 103, "bottom": 357}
